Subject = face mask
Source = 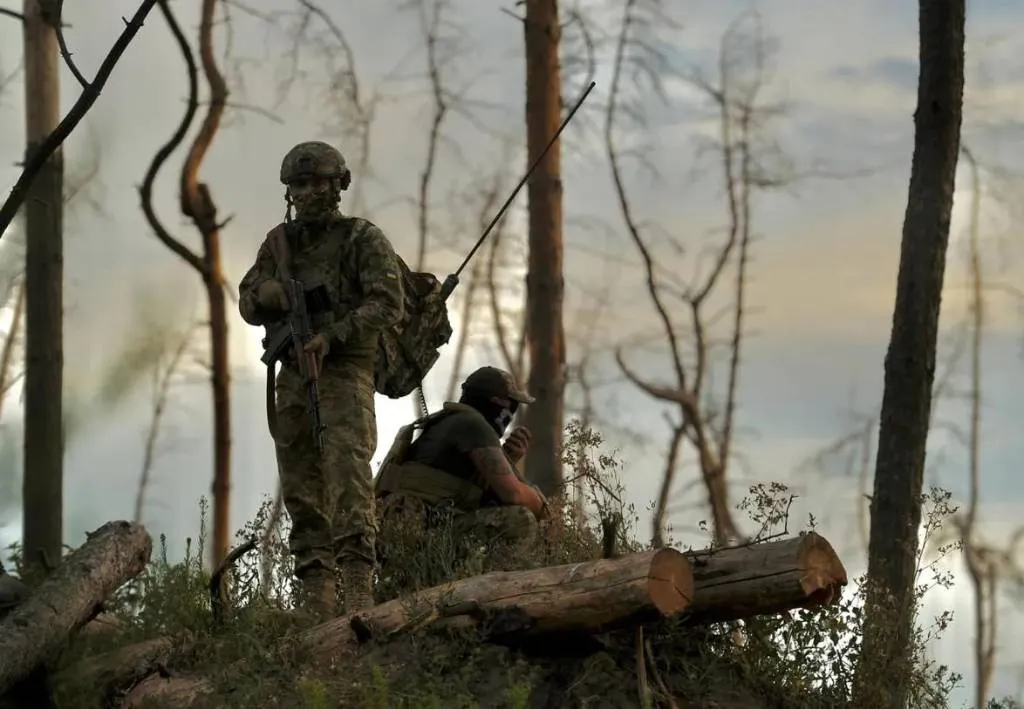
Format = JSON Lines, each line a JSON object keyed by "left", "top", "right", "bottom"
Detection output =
{"left": 493, "top": 407, "right": 514, "bottom": 437}
{"left": 288, "top": 179, "right": 340, "bottom": 222}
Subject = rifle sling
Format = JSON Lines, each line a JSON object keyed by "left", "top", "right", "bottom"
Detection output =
{"left": 264, "top": 224, "right": 292, "bottom": 444}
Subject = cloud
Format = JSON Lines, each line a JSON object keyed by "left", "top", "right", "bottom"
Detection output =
{"left": 830, "top": 57, "right": 918, "bottom": 91}
{"left": 2, "top": 0, "right": 1024, "bottom": 701}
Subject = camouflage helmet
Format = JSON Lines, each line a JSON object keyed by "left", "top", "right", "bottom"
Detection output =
{"left": 462, "top": 366, "right": 535, "bottom": 404}
{"left": 279, "top": 141, "right": 351, "bottom": 190}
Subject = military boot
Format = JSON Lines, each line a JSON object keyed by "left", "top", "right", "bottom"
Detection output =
{"left": 337, "top": 559, "right": 375, "bottom": 615}
{"left": 296, "top": 565, "right": 336, "bottom": 618}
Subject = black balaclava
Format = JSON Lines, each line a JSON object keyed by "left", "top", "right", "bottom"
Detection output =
{"left": 460, "top": 391, "right": 517, "bottom": 437}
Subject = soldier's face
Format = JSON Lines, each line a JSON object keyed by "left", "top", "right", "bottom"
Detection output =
{"left": 491, "top": 397, "right": 517, "bottom": 435}
{"left": 288, "top": 176, "right": 339, "bottom": 221}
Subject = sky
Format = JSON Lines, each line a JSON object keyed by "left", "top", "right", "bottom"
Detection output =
{"left": 1, "top": 0, "right": 1024, "bottom": 704}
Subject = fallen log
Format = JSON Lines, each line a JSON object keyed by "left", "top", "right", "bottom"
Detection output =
{"left": 304, "top": 547, "right": 695, "bottom": 657}
{"left": 685, "top": 531, "right": 848, "bottom": 625}
{"left": 76, "top": 536, "right": 847, "bottom": 705}
{"left": 114, "top": 547, "right": 695, "bottom": 705}
{"left": 79, "top": 612, "right": 128, "bottom": 638}
{"left": 0, "top": 521, "right": 152, "bottom": 696}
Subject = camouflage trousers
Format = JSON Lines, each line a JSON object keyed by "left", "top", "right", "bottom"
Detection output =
{"left": 378, "top": 493, "right": 538, "bottom": 548}
{"left": 274, "top": 360, "right": 377, "bottom": 574}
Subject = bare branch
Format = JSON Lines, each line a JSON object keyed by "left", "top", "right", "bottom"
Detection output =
{"left": 0, "top": 0, "right": 160, "bottom": 239}
{"left": 259, "top": 0, "right": 380, "bottom": 214}
{"left": 142, "top": 0, "right": 234, "bottom": 573}
{"left": 444, "top": 171, "right": 508, "bottom": 400}
{"left": 134, "top": 323, "right": 197, "bottom": 523}
{"left": 138, "top": 0, "right": 207, "bottom": 275}
{"left": 53, "top": 0, "right": 87, "bottom": 89}
{"left": 606, "top": 7, "right": 784, "bottom": 546}
{"left": 485, "top": 213, "right": 521, "bottom": 381}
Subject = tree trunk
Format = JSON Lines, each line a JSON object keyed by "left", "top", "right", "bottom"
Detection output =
{"left": 686, "top": 532, "right": 849, "bottom": 625}
{"left": 21, "top": 0, "right": 64, "bottom": 581}
{"left": 205, "top": 271, "right": 231, "bottom": 571}
{"left": 0, "top": 521, "right": 152, "bottom": 695}
{"left": 851, "top": 2, "right": 965, "bottom": 706}
{"left": 307, "top": 547, "right": 693, "bottom": 657}
{"left": 522, "top": 0, "right": 566, "bottom": 496}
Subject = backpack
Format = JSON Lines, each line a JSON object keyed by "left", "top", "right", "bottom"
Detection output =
{"left": 374, "top": 254, "right": 454, "bottom": 399}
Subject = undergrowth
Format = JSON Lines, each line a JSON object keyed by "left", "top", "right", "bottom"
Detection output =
{"left": 3, "top": 420, "right": 1013, "bottom": 708}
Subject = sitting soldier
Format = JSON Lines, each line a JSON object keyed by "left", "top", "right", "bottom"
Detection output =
{"left": 374, "top": 366, "right": 549, "bottom": 548}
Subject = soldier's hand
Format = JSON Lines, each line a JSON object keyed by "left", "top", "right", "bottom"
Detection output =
{"left": 304, "top": 333, "right": 330, "bottom": 373}
{"left": 256, "top": 279, "right": 290, "bottom": 312}
{"left": 528, "top": 482, "right": 552, "bottom": 521}
{"left": 503, "top": 426, "right": 531, "bottom": 464}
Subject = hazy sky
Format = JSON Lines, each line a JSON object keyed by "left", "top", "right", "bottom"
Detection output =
{"left": 2, "top": 0, "right": 1024, "bottom": 703}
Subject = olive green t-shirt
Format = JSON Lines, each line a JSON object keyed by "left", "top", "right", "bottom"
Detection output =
{"left": 406, "top": 410, "right": 500, "bottom": 487}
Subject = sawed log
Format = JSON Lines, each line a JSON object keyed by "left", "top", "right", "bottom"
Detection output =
{"left": 119, "top": 547, "right": 694, "bottom": 704}
{"left": 304, "top": 547, "right": 695, "bottom": 657}
{"left": 685, "top": 531, "right": 848, "bottom": 625}
{"left": 115, "top": 535, "right": 847, "bottom": 706}
{"left": 0, "top": 521, "right": 152, "bottom": 695}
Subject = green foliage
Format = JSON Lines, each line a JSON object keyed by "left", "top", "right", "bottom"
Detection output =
{"left": 40, "top": 421, "right": 984, "bottom": 708}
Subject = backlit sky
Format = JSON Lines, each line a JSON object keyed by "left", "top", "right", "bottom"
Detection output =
{"left": 1, "top": 0, "right": 1024, "bottom": 703}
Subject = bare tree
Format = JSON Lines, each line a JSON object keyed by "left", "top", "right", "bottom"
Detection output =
{"left": 18, "top": 9, "right": 110, "bottom": 575}
{"left": 521, "top": 0, "right": 567, "bottom": 496}
{"left": 606, "top": 7, "right": 785, "bottom": 546}
{"left": 18, "top": 0, "right": 66, "bottom": 579}
{"left": 140, "top": 0, "right": 233, "bottom": 571}
{"left": 134, "top": 321, "right": 199, "bottom": 524}
{"left": 851, "top": 1, "right": 966, "bottom": 705}
{"left": 947, "top": 145, "right": 1024, "bottom": 709}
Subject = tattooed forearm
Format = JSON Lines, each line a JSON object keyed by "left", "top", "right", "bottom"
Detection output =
{"left": 469, "top": 446, "right": 521, "bottom": 503}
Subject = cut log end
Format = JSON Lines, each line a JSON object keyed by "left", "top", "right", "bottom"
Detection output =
{"left": 647, "top": 548, "right": 694, "bottom": 616}
{"left": 797, "top": 533, "right": 849, "bottom": 607}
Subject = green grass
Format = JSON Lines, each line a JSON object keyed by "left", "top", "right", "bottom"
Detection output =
{"left": 4, "top": 423, "right": 1004, "bottom": 708}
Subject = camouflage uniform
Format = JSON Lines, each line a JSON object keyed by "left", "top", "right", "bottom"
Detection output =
{"left": 375, "top": 367, "right": 542, "bottom": 555}
{"left": 238, "top": 141, "right": 404, "bottom": 617}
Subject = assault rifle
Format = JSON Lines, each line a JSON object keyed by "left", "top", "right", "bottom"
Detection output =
{"left": 260, "top": 275, "right": 326, "bottom": 454}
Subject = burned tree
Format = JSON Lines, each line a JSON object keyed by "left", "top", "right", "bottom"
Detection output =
{"left": 607, "top": 8, "right": 787, "bottom": 545}
{"left": 139, "top": 0, "right": 233, "bottom": 571}
{"left": 850, "top": 0, "right": 966, "bottom": 706}
{"left": 522, "top": 0, "right": 567, "bottom": 496}
{"left": 19, "top": 0, "right": 65, "bottom": 581}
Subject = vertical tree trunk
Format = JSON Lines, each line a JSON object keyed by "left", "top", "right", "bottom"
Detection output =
{"left": 205, "top": 268, "right": 231, "bottom": 571}
{"left": 522, "top": 0, "right": 565, "bottom": 496}
{"left": 851, "top": 1, "right": 965, "bottom": 706}
{"left": 21, "top": 0, "right": 64, "bottom": 579}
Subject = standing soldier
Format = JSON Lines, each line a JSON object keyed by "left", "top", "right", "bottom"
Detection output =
{"left": 238, "top": 141, "right": 404, "bottom": 617}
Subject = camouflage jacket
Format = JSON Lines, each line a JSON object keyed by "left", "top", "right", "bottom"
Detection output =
{"left": 238, "top": 216, "right": 405, "bottom": 371}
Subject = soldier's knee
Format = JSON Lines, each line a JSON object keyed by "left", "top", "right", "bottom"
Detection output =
{"left": 485, "top": 505, "right": 538, "bottom": 544}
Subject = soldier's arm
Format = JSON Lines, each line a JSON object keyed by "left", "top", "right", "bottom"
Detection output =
{"left": 467, "top": 447, "right": 546, "bottom": 519}
{"left": 327, "top": 222, "right": 405, "bottom": 345}
{"left": 237, "top": 240, "right": 279, "bottom": 326}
